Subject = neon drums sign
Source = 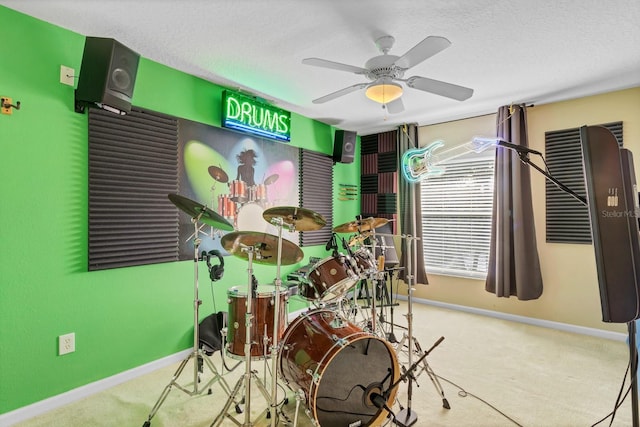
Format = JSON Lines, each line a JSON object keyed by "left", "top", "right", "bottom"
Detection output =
{"left": 222, "top": 90, "right": 291, "bottom": 142}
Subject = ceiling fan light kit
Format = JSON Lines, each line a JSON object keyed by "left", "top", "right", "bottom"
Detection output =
{"left": 303, "top": 34, "right": 474, "bottom": 111}
{"left": 365, "top": 79, "right": 403, "bottom": 104}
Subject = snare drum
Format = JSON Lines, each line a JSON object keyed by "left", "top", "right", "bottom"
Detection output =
{"left": 279, "top": 309, "right": 399, "bottom": 426}
{"left": 226, "top": 285, "right": 288, "bottom": 359}
{"left": 353, "top": 247, "right": 377, "bottom": 278}
{"left": 300, "top": 255, "right": 359, "bottom": 302}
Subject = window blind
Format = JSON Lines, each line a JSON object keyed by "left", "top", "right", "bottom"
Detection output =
{"left": 420, "top": 156, "right": 495, "bottom": 278}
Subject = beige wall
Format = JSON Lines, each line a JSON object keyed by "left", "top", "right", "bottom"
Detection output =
{"left": 406, "top": 87, "right": 640, "bottom": 333}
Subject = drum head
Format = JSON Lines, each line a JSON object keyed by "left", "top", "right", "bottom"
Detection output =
{"left": 236, "top": 202, "right": 268, "bottom": 233}
{"left": 311, "top": 336, "right": 398, "bottom": 426}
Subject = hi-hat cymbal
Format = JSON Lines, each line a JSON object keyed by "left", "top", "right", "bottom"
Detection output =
{"left": 208, "top": 166, "right": 229, "bottom": 183}
{"left": 333, "top": 217, "right": 389, "bottom": 233}
{"left": 262, "top": 206, "right": 326, "bottom": 231}
{"left": 221, "top": 231, "right": 303, "bottom": 265}
{"left": 168, "top": 193, "right": 234, "bottom": 231}
{"left": 264, "top": 174, "right": 279, "bottom": 185}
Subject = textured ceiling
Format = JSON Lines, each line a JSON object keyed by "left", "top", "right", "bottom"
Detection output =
{"left": 3, "top": 0, "right": 639, "bottom": 135}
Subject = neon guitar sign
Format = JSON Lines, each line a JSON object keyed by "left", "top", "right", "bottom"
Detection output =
{"left": 401, "top": 137, "right": 498, "bottom": 183}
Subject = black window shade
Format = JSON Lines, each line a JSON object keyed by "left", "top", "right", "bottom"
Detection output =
{"left": 88, "top": 107, "right": 179, "bottom": 270}
{"left": 545, "top": 121, "right": 623, "bottom": 243}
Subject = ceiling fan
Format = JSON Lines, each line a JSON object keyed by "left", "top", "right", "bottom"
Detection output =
{"left": 302, "top": 35, "right": 474, "bottom": 114}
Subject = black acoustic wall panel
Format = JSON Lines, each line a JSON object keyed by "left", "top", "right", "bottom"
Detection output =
{"left": 76, "top": 37, "right": 140, "bottom": 114}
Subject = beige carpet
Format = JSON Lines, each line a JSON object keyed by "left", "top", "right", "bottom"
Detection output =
{"left": 11, "top": 300, "right": 634, "bottom": 427}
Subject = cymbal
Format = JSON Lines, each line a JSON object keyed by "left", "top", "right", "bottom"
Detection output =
{"left": 348, "top": 231, "right": 372, "bottom": 246}
{"left": 262, "top": 206, "right": 326, "bottom": 231}
{"left": 264, "top": 174, "right": 279, "bottom": 185}
{"left": 221, "top": 231, "right": 303, "bottom": 265}
{"left": 333, "top": 217, "right": 389, "bottom": 233}
{"left": 208, "top": 166, "right": 229, "bottom": 183}
{"left": 168, "top": 193, "right": 234, "bottom": 231}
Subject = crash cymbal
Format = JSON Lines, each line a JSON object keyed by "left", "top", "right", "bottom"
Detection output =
{"left": 168, "top": 193, "right": 234, "bottom": 231}
{"left": 208, "top": 166, "right": 229, "bottom": 183}
{"left": 262, "top": 206, "right": 326, "bottom": 231}
{"left": 221, "top": 231, "right": 303, "bottom": 265}
{"left": 264, "top": 174, "right": 279, "bottom": 185}
{"left": 333, "top": 217, "right": 389, "bottom": 233}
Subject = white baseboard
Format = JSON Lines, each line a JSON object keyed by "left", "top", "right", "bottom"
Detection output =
{"left": 0, "top": 301, "right": 627, "bottom": 426}
{"left": 0, "top": 349, "right": 191, "bottom": 427}
{"left": 396, "top": 295, "right": 628, "bottom": 342}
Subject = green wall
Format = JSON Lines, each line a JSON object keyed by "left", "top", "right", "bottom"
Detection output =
{"left": 0, "top": 5, "right": 361, "bottom": 414}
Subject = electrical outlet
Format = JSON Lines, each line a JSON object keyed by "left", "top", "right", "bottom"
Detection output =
{"left": 60, "top": 65, "right": 75, "bottom": 86}
{"left": 1, "top": 97, "right": 12, "bottom": 115}
{"left": 59, "top": 333, "right": 75, "bottom": 355}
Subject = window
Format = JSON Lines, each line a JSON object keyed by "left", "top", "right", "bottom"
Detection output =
{"left": 420, "top": 151, "right": 495, "bottom": 278}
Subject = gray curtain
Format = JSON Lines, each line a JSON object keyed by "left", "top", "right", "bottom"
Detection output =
{"left": 398, "top": 124, "right": 428, "bottom": 285}
{"left": 485, "top": 105, "right": 543, "bottom": 299}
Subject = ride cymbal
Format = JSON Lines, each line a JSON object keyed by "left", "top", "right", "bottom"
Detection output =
{"left": 221, "top": 231, "right": 304, "bottom": 265}
{"left": 263, "top": 206, "right": 326, "bottom": 231}
{"left": 208, "top": 166, "right": 229, "bottom": 183}
{"left": 168, "top": 193, "right": 234, "bottom": 231}
{"left": 333, "top": 217, "right": 389, "bottom": 233}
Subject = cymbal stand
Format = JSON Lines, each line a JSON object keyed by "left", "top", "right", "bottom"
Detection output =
{"left": 210, "top": 181, "right": 219, "bottom": 238}
{"left": 143, "top": 217, "right": 234, "bottom": 427}
{"left": 394, "top": 234, "right": 449, "bottom": 427}
{"left": 211, "top": 246, "right": 272, "bottom": 427}
{"left": 268, "top": 215, "right": 292, "bottom": 427}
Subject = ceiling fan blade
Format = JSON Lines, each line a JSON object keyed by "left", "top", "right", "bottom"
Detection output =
{"left": 312, "top": 83, "right": 369, "bottom": 104}
{"left": 406, "top": 76, "right": 474, "bottom": 101}
{"left": 302, "top": 58, "right": 369, "bottom": 74}
{"left": 385, "top": 98, "right": 404, "bottom": 114}
{"left": 394, "top": 36, "right": 451, "bottom": 69}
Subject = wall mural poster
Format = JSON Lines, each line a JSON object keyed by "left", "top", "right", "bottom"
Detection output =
{"left": 177, "top": 119, "right": 300, "bottom": 260}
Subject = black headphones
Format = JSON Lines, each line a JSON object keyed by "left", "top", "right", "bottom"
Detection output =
{"left": 205, "top": 250, "right": 224, "bottom": 282}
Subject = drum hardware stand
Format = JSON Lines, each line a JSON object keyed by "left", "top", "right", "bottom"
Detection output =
{"left": 143, "top": 217, "right": 235, "bottom": 427}
{"left": 267, "top": 215, "right": 294, "bottom": 427}
{"left": 291, "top": 389, "right": 305, "bottom": 427}
{"left": 394, "top": 234, "right": 449, "bottom": 427}
{"left": 368, "top": 336, "right": 445, "bottom": 426}
{"left": 379, "top": 266, "right": 403, "bottom": 343}
{"left": 212, "top": 246, "right": 272, "bottom": 427}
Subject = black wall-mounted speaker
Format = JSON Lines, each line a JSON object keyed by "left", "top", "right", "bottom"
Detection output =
{"left": 75, "top": 37, "right": 140, "bottom": 114}
{"left": 333, "top": 130, "right": 357, "bottom": 163}
{"left": 581, "top": 125, "right": 640, "bottom": 323}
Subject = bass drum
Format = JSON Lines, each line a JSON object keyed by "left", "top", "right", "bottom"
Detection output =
{"left": 278, "top": 309, "right": 399, "bottom": 426}
{"left": 235, "top": 202, "right": 268, "bottom": 233}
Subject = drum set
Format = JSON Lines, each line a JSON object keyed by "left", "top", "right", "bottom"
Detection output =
{"left": 145, "top": 193, "right": 447, "bottom": 427}
{"left": 209, "top": 165, "right": 280, "bottom": 232}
